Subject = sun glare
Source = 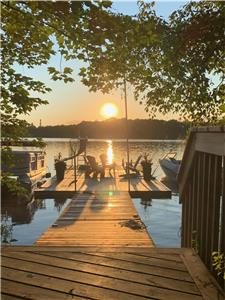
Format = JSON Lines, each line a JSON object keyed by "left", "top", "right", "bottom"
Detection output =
{"left": 101, "top": 103, "right": 118, "bottom": 119}
{"left": 107, "top": 140, "right": 114, "bottom": 164}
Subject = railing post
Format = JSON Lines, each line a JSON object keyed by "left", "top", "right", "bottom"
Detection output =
{"left": 219, "top": 156, "right": 225, "bottom": 289}
{"left": 178, "top": 127, "right": 225, "bottom": 290}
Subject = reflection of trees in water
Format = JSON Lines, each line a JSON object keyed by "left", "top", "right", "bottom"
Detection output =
{"left": 54, "top": 198, "right": 67, "bottom": 213}
{"left": 1, "top": 198, "right": 44, "bottom": 225}
{"left": 37, "top": 199, "right": 46, "bottom": 209}
{"left": 1, "top": 198, "right": 68, "bottom": 227}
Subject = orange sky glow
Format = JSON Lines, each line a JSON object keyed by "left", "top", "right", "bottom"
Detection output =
{"left": 23, "top": 2, "right": 183, "bottom": 126}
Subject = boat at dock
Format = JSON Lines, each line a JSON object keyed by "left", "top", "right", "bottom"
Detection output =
{"left": 2, "top": 148, "right": 50, "bottom": 194}
{"left": 159, "top": 152, "right": 181, "bottom": 182}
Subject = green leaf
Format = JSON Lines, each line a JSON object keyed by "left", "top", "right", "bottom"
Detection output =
{"left": 220, "top": 104, "right": 225, "bottom": 113}
{"left": 63, "top": 67, "right": 73, "bottom": 74}
{"left": 48, "top": 67, "right": 56, "bottom": 74}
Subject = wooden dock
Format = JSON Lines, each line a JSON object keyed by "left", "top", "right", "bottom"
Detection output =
{"left": 2, "top": 143, "right": 224, "bottom": 299}
{"left": 34, "top": 168, "right": 171, "bottom": 199}
{"left": 35, "top": 191, "right": 154, "bottom": 247}
{"left": 2, "top": 246, "right": 224, "bottom": 300}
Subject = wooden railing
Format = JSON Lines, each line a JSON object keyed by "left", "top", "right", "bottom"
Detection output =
{"left": 178, "top": 126, "right": 225, "bottom": 289}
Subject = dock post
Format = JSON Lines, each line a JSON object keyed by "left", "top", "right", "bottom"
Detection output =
{"left": 74, "top": 152, "right": 77, "bottom": 192}
{"left": 124, "top": 78, "right": 130, "bottom": 192}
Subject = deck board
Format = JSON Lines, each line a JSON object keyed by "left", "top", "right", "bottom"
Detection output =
{"left": 34, "top": 168, "right": 171, "bottom": 199}
{"left": 35, "top": 191, "right": 154, "bottom": 247}
{"left": 2, "top": 247, "right": 224, "bottom": 300}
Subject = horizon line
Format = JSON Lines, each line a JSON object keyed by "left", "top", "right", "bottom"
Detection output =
{"left": 31, "top": 117, "right": 185, "bottom": 127}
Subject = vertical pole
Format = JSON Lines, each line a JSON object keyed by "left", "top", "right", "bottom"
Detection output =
{"left": 74, "top": 152, "right": 77, "bottom": 192}
{"left": 124, "top": 79, "right": 130, "bottom": 192}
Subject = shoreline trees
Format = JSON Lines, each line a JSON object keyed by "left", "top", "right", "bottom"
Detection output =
{"left": 28, "top": 118, "right": 189, "bottom": 140}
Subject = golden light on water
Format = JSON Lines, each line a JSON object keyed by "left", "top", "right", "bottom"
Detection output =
{"left": 107, "top": 140, "right": 114, "bottom": 165}
{"left": 101, "top": 103, "right": 118, "bottom": 119}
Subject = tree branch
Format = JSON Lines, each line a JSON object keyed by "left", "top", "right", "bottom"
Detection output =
{"left": 1, "top": 1, "right": 76, "bottom": 41}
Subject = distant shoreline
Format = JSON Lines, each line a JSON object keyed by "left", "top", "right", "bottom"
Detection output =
{"left": 27, "top": 118, "right": 189, "bottom": 140}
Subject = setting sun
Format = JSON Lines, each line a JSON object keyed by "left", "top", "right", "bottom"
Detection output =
{"left": 100, "top": 103, "right": 118, "bottom": 119}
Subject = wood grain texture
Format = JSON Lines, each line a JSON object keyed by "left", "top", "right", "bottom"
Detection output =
{"left": 2, "top": 247, "right": 224, "bottom": 300}
{"left": 35, "top": 191, "right": 154, "bottom": 247}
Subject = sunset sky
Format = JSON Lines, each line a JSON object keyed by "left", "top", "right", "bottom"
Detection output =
{"left": 23, "top": 1, "right": 186, "bottom": 126}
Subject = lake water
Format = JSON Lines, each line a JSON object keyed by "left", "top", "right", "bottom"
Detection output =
{"left": 1, "top": 139, "right": 185, "bottom": 247}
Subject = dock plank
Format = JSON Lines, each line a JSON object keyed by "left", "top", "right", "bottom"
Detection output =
{"left": 1, "top": 294, "right": 23, "bottom": 300}
{"left": 84, "top": 252, "right": 187, "bottom": 271}
{"left": 1, "top": 278, "right": 75, "bottom": 300}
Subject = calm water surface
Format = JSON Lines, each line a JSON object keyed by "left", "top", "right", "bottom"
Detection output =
{"left": 1, "top": 139, "right": 184, "bottom": 247}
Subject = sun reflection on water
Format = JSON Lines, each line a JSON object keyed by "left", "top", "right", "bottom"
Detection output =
{"left": 107, "top": 140, "right": 114, "bottom": 164}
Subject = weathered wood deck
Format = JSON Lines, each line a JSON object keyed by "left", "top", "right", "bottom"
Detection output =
{"left": 2, "top": 246, "right": 224, "bottom": 300}
{"left": 34, "top": 168, "right": 171, "bottom": 199}
{"left": 36, "top": 191, "right": 154, "bottom": 247}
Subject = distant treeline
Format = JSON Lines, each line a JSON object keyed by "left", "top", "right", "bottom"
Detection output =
{"left": 28, "top": 119, "right": 190, "bottom": 139}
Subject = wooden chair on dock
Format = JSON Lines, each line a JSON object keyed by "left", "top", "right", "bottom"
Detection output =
{"left": 99, "top": 154, "right": 116, "bottom": 177}
{"left": 86, "top": 155, "right": 105, "bottom": 179}
{"left": 121, "top": 155, "right": 142, "bottom": 177}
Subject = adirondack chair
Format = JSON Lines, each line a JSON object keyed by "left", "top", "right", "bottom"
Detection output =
{"left": 99, "top": 153, "right": 116, "bottom": 177}
{"left": 86, "top": 155, "right": 105, "bottom": 179}
{"left": 121, "top": 155, "right": 142, "bottom": 177}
